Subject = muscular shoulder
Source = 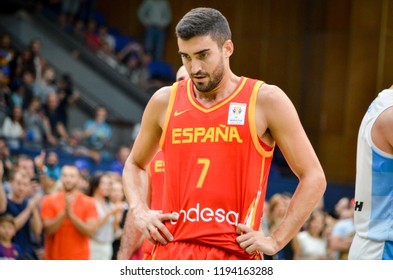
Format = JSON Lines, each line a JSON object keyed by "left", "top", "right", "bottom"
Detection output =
{"left": 256, "top": 83, "right": 295, "bottom": 123}
{"left": 150, "top": 86, "right": 172, "bottom": 105}
{"left": 373, "top": 106, "right": 393, "bottom": 154}
{"left": 257, "top": 83, "right": 287, "bottom": 105}
{"left": 145, "top": 86, "right": 173, "bottom": 128}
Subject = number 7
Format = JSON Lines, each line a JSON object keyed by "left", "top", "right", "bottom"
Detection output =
{"left": 197, "top": 158, "right": 210, "bottom": 188}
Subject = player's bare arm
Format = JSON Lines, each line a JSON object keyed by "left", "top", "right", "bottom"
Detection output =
{"left": 372, "top": 106, "right": 393, "bottom": 154}
{"left": 122, "top": 86, "right": 178, "bottom": 245}
{"left": 237, "top": 84, "right": 326, "bottom": 256}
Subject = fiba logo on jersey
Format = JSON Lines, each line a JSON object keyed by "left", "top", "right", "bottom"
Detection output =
{"left": 228, "top": 103, "right": 246, "bottom": 125}
{"left": 170, "top": 203, "right": 239, "bottom": 225}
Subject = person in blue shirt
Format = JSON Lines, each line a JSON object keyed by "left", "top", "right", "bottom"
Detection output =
{"left": 83, "top": 105, "right": 112, "bottom": 162}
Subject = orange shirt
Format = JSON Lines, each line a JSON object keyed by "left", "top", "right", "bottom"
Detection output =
{"left": 159, "top": 77, "right": 274, "bottom": 259}
{"left": 41, "top": 191, "right": 98, "bottom": 260}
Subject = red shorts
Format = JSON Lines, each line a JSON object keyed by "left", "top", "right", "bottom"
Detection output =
{"left": 150, "top": 241, "right": 261, "bottom": 260}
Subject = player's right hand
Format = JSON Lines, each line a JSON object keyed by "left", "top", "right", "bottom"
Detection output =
{"left": 133, "top": 209, "right": 179, "bottom": 245}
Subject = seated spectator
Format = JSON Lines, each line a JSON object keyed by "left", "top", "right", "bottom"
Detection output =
{"left": 82, "top": 105, "right": 112, "bottom": 162}
{"left": 44, "top": 151, "right": 61, "bottom": 181}
{"left": 57, "top": 73, "right": 79, "bottom": 129}
{"left": 84, "top": 19, "right": 100, "bottom": 51}
{"left": 1, "top": 105, "right": 25, "bottom": 149}
{"left": 0, "top": 32, "right": 15, "bottom": 86}
{"left": 58, "top": 0, "right": 81, "bottom": 31}
{"left": 97, "top": 41, "right": 120, "bottom": 70}
{"left": 0, "top": 214, "right": 22, "bottom": 260}
{"left": 43, "top": 92, "right": 69, "bottom": 146}
{"left": 62, "top": 128, "right": 93, "bottom": 159}
{"left": 32, "top": 66, "right": 57, "bottom": 105}
{"left": 10, "top": 70, "right": 35, "bottom": 110}
{"left": 28, "top": 39, "right": 46, "bottom": 81}
{"left": 98, "top": 24, "right": 116, "bottom": 52}
{"left": 10, "top": 48, "right": 35, "bottom": 83}
{"left": 0, "top": 70, "right": 11, "bottom": 126}
{"left": 110, "top": 145, "right": 130, "bottom": 178}
{"left": 71, "top": 18, "right": 86, "bottom": 43}
{"left": 23, "top": 97, "right": 51, "bottom": 147}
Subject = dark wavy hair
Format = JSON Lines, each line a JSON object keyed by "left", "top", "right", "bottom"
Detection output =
{"left": 175, "top": 7, "right": 231, "bottom": 48}
{"left": 88, "top": 171, "right": 107, "bottom": 196}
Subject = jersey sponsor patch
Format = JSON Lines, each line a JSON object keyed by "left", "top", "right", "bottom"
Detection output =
{"left": 228, "top": 103, "right": 247, "bottom": 125}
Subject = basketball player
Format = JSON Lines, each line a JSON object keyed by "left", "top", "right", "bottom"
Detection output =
{"left": 122, "top": 7, "right": 326, "bottom": 259}
{"left": 117, "top": 66, "right": 190, "bottom": 260}
{"left": 348, "top": 85, "right": 393, "bottom": 260}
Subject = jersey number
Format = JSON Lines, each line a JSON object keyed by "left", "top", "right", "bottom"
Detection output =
{"left": 197, "top": 158, "right": 210, "bottom": 188}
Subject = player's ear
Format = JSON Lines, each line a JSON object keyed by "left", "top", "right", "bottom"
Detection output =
{"left": 223, "top": 40, "right": 234, "bottom": 58}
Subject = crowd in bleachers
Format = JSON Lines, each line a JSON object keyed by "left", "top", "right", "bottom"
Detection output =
{"left": 39, "top": 0, "right": 176, "bottom": 95}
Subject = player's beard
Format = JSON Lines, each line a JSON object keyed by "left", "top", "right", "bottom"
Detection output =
{"left": 193, "top": 59, "right": 225, "bottom": 93}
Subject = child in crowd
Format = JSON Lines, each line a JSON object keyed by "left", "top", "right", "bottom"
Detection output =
{"left": 0, "top": 214, "right": 22, "bottom": 259}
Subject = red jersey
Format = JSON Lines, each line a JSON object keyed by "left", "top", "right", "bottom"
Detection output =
{"left": 159, "top": 77, "right": 274, "bottom": 259}
{"left": 148, "top": 151, "right": 165, "bottom": 210}
{"left": 142, "top": 151, "right": 165, "bottom": 258}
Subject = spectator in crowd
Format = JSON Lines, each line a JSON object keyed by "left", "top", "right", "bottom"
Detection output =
{"left": 73, "top": 158, "right": 91, "bottom": 194}
{"left": 13, "top": 154, "right": 36, "bottom": 181}
{"left": 88, "top": 172, "right": 122, "bottom": 260}
{"left": 98, "top": 24, "right": 116, "bottom": 52}
{"left": 11, "top": 48, "right": 35, "bottom": 83}
{"left": 0, "top": 70, "right": 11, "bottom": 125}
{"left": 294, "top": 209, "right": 329, "bottom": 260}
{"left": 10, "top": 70, "right": 35, "bottom": 111}
{"left": 59, "top": 0, "right": 81, "bottom": 30}
{"left": 137, "top": 0, "right": 172, "bottom": 61}
{"left": 108, "top": 177, "right": 127, "bottom": 260}
{"left": 43, "top": 92, "right": 69, "bottom": 145}
{"left": 82, "top": 105, "right": 112, "bottom": 162}
{"left": 329, "top": 197, "right": 350, "bottom": 220}
{"left": 84, "top": 19, "right": 100, "bottom": 51}
{"left": 109, "top": 145, "right": 130, "bottom": 178}
{"left": 0, "top": 139, "right": 14, "bottom": 186}
{"left": 77, "top": 0, "right": 96, "bottom": 24}
{"left": 33, "top": 66, "right": 57, "bottom": 105}
{"left": 62, "top": 128, "right": 94, "bottom": 160}
{"left": 1, "top": 105, "right": 25, "bottom": 149}
{"left": 0, "top": 214, "right": 22, "bottom": 259}
{"left": 0, "top": 32, "right": 15, "bottom": 86}
{"left": 44, "top": 151, "right": 61, "bottom": 181}
{"left": 131, "top": 50, "right": 153, "bottom": 92}
{"left": 263, "top": 193, "right": 297, "bottom": 260}
{"left": 57, "top": 73, "right": 79, "bottom": 129}
{"left": 40, "top": 165, "right": 98, "bottom": 259}
{"left": 28, "top": 39, "right": 46, "bottom": 81}
{"left": 175, "top": 65, "right": 188, "bottom": 82}
{"left": 23, "top": 97, "right": 50, "bottom": 147}
{"left": 328, "top": 199, "right": 355, "bottom": 260}
{"left": 97, "top": 41, "right": 120, "bottom": 70}
{"left": 0, "top": 169, "right": 42, "bottom": 259}
{"left": 71, "top": 18, "right": 86, "bottom": 43}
